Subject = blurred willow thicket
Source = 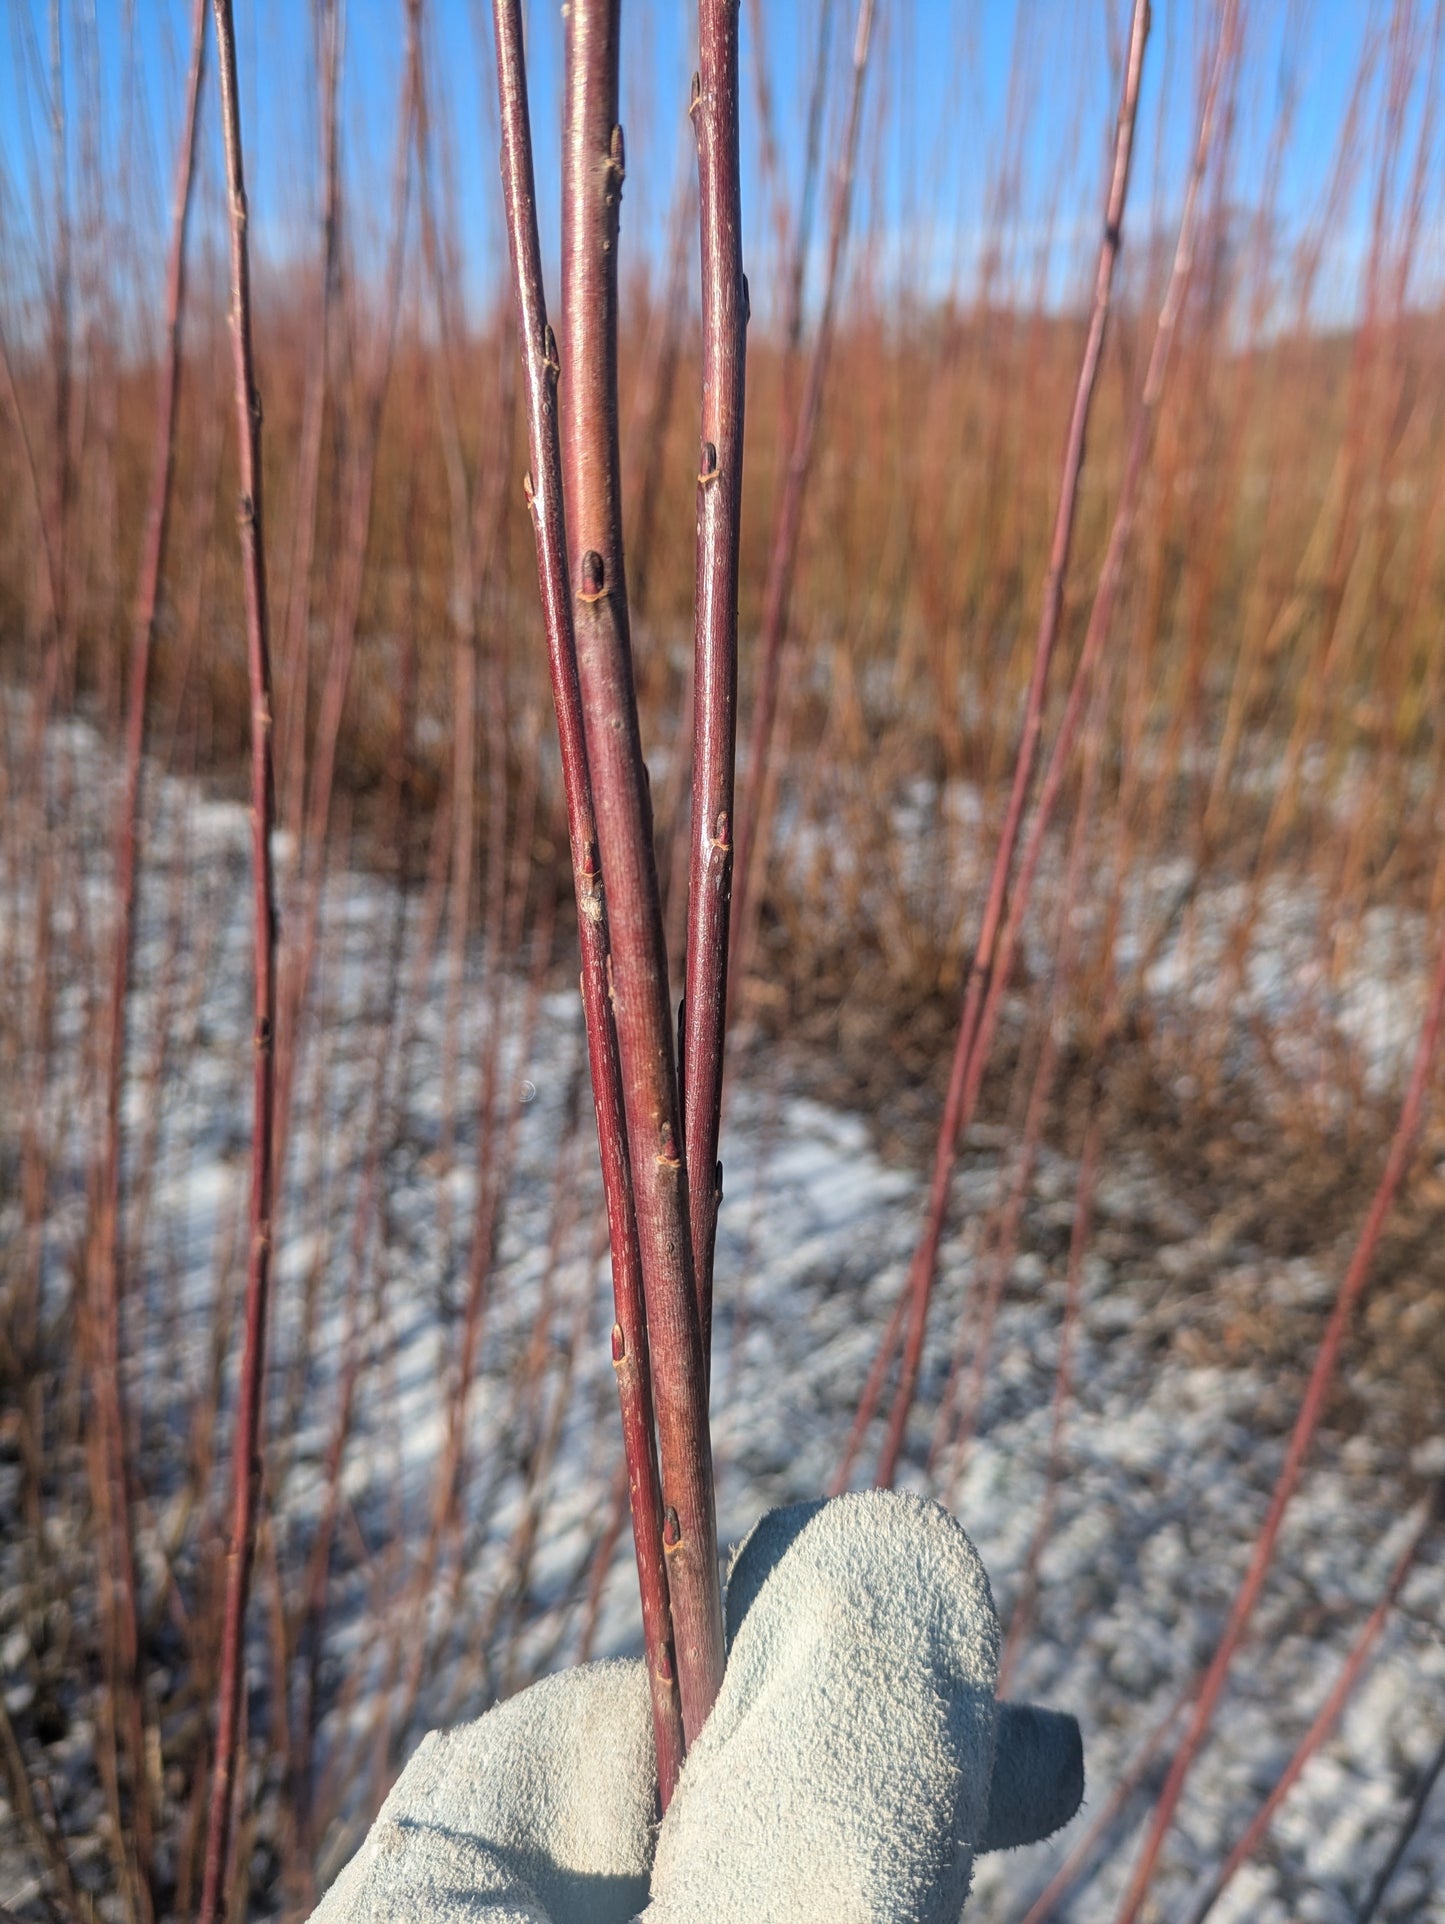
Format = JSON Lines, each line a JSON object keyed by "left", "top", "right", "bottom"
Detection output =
{"left": 3, "top": 3, "right": 1444, "bottom": 1055}
{"left": 3, "top": 1, "right": 1445, "bottom": 1920}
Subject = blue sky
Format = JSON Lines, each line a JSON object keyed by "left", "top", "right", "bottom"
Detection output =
{"left": 2, "top": 1, "right": 1442, "bottom": 337}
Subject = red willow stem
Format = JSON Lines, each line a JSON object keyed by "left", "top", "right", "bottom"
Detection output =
{"left": 88, "top": 3, "right": 208, "bottom": 1911}
{"left": 0, "top": 1693, "right": 88, "bottom": 1922}
{"left": 47, "top": 0, "right": 73, "bottom": 693}
{"left": 928, "top": 1072, "right": 1046, "bottom": 1493}
{"left": 287, "top": 623, "right": 422, "bottom": 1865}
{"left": 558, "top": 0, "right": 725, "bottom": 1745}
{"left": 984, "top": 682, "right": 1117, "bottom": 1651}
{"left": 627, "top": 158, "right": 694, "bottom": 627}
{"left": 271, "top": 7, "right": 417, "bottom": 1201}
{"left": 864, "top": 0, "right": 1151, "bottom": 1489}
{"left": 394, "top": 861, "right": 554, "bottom": 1748}
{"left": 961, "top": 0, "right": 1236, "bottom": 1134}
{"left": 931, "top": 667, "right": 1116, "bottom": 1492}
{"left": 1014, "top": 1672, "right": 1199, "bottom": 1924}
{"left": 742, "top": 0, "right": 835, "bottom": 389}
{"left": 276, "top": 0, "right": 341, "bottom": 838}
{"left": 781, "top": 0, "right": 837, "bottom": 371}
{"left": 1356, "top": 1723, "right": 1445, "bottom": 1924}
{"left": 0, "top": 320, "right": 61, "bottom": 641}
{"left": 198, "top": 0, "right": 281, "bottom": 1916}
{"left": 682, "top": 0, "right": 747, "bottom": 1362}
{"left": 960, "top": 0, "right": 1150, "bottom": 1050}
{"left": 871, "top": 0, "right": 1226, "bottom": 1491}
{"left": 831, "top": 1280, "right": 909, "bottom": 1495}
{"left": 1113, "top": 909, "right": 1445, "bottom": 1924}
{"left": 413, "top": 45, "right": 514, "bottom": 1293}
{"left": 1183, "top": 1487, "right": 1440, "bottom": 1924}
{"left": 728, "top": 0, "right": 878, "bottom": 1019}
{"left": 741, "top": 0, "right": 790, "bottom": 314}
{"left": 576, "top": 1458, "right": 631, "bottom": 1664}
{"left": 488, "top": 0, "right": 688, "bottom": 1800}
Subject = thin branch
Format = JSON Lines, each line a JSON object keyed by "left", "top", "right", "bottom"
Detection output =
{"left": 1114, "top": 909, "right": 1445, "bottom": 1923}
{"left": 489, "top": 0, "right": 687, "bottom": 1801}
{"left": 275, "top": 0, "right": 343, "bottom": 836}
{"left": 88, "top": 4, "right": 208, "bottom": 1915}
{"left": 627, "top": 153, "right": 694, "bottom": 626}
{"left": 1184, "top": 1486, "right": 1440, "bottom": 1924}
{"left": 883, "top": 669, "right": 1112, "bottom": 1501}
{"left": 46, "top": 0, "right": 73, "bottom": 691}
{"left": 728, "top": 0, "right": 878, "bottom": 1021}
{"left": 1355, "top": 1720, "right": 1445, "bottom": 1924}
{"left": 871, "top": 0, "right": 1233, "bottom": 1491}
{"left": 1013, "top": 1673, "right": 1198, "bottom": 1924}
{"left": 197, "top": 0, "right": 281, "bottom": 1912}
{"left": 270, "top": 0, "right": 417, "bottom": 1205}
{"left": 782, "top": 0, "right": 838, "bottom": 368}
{"left": 558, "top": 0, "right": 725, "bottom": 1746}
{"left": 682, "top": 0, "right": 747, "bottom": 1362}
{"left": 0, "top": 316, "right": 60, "bottom": 636}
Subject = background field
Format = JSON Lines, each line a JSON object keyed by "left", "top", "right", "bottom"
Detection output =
{"left": 2, "top": 1, "right": 1445, "bottom": 1919}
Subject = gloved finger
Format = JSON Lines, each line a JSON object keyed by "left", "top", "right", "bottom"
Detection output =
{"left": 310, "top": 1660, "right": 656, "bottom": 1924}
{"left": 644, "top": 1491, "right": 1002, "bottom": 1923}
{"left": 315, "top": 1815, "right": 554, "bottom": 1924}
{"left": 980, "top": 1702, "right": 1084, "bottom": 1852}
{"left": 726, "top": 1502, "right": 1084, "bottom": 1861}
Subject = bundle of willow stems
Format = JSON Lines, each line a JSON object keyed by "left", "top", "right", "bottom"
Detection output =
{"left": 489, "top": 0, "right": 746, "bottom": 1803}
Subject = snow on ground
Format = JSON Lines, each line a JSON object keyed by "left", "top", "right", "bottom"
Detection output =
{"left": 2, "top": 709, "right": 1443, "bottom": 1922}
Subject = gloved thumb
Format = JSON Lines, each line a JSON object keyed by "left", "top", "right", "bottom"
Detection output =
{"left": 644, "top": 1491, "right": 1082, "bottom": 1922}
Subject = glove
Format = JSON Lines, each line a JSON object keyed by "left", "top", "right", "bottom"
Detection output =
{"left": 312, "top": 1492, "right": 1084, "bottom": 1923}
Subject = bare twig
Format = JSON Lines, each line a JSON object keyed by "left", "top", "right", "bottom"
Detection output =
{"left": 0, "top": 1691, "right": 91, "bottom": 1922}
{"left": 1013, "top": 1673, "right": 1198, "bottom": 1924}
{"left": 558, "top": 0, "right": 725, "bottom": 1745}
{"left": 46, "top": 0, "right": 73, "bottom": 695}
{"left": 934, "top": 664, "right": 1115, "bottom": 1497}
{"left": 729, "top": 0, "right": 878, "bottom": 1018}
{"left": 1184, "top": 1487, "right": 1440, "bottom": 1924}
{"left": 275, "top": 0, "right": 343, "bottom": 838}
{"left": 1115, "top": 909, "right": 1445, "bottom": 1922}
{"left": 86, "top": 5, "right": 208, "bottom": 1915}
{"left": 781, "top": 0, "right": 838, "bottom": 371}
{"left": 627, "top": 155, "right": 694, "bottom": 626}
{"left": 1354, "top": 1721, "right": 1445, "bottom": 1924}
{"left": 682, "top": 0, "right": 747, "bottom": 1361}
{"left": 271, "top": 2, "right": 417, "bottom": 1202}
{"left": 744, "top": 0, "right": 838, "bottom": 389}
{"left": 871, "top": 0, "right": 1236, "bottom": 1490}
{"left": 0, "top": 317, "right": 60, "bottom": 637}
{"left": 198, "top": 0, "right": 281, "bottom": 1912}
{"left": 489, "top": 0, "right": 688, "bottom": 1799}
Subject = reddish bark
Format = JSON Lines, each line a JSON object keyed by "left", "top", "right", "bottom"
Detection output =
{"left": 490, "top": 0, "right": 690, "bottom": 1799}
{"left": 683, "top": 0, "right": 748, "bottom": 1362}
{"left": 558, "top": 0, "right": 725, "bottom": 1747}
{"left": 198, "top": 0, "right": 281, "bottom": 1914}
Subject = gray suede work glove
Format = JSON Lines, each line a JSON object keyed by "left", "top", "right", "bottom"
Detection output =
{"left": 312, "top": 1492, "right": 1084, "bottom": 1924}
